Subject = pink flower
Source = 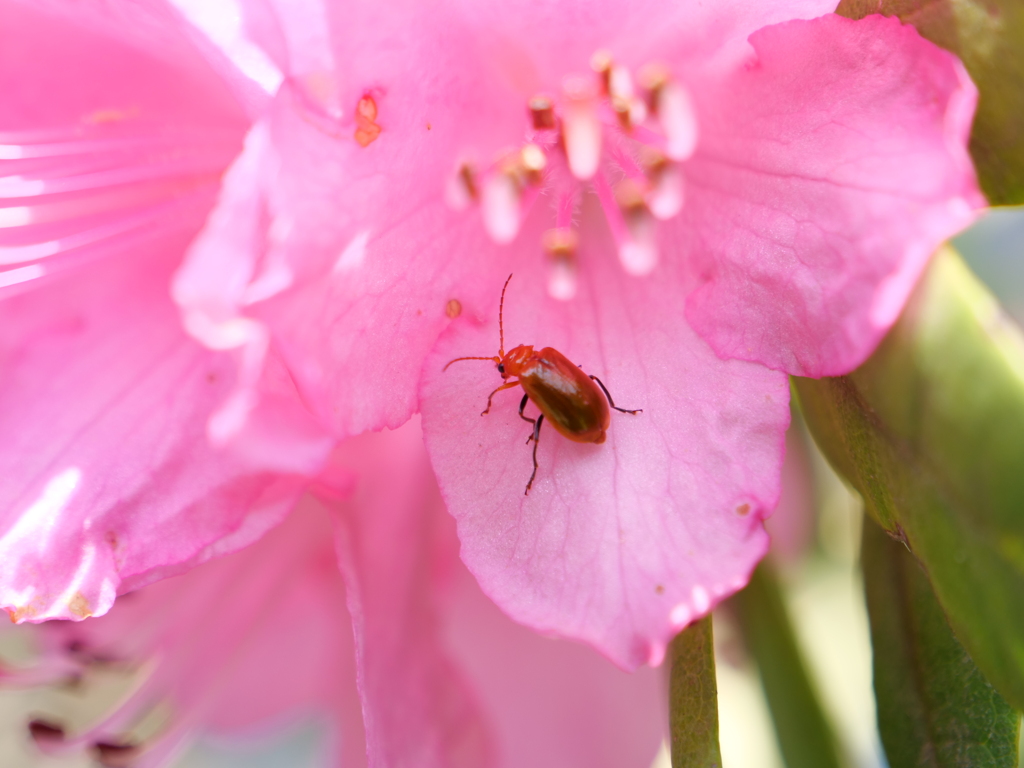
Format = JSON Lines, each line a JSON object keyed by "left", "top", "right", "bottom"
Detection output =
{"left": 0, "top": 2, "right": 981, "bottom": 762}
{"left": 8, "top": 424, "right": 662, "bottom": 768}
{"left": 173, "top": 0, "right": 981, "bottom": 668}
{"left": 0, "top": 7, "right": 663, "bottom": 761}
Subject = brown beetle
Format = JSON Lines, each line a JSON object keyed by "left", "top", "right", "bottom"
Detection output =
{"left": 445, "top": 274, "right": 641, "bottom": 494}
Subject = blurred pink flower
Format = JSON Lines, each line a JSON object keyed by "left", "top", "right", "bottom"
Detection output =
{"left": 0, "top": 0, "right": 334, "bottom": 626}
{"left": 173, "top": 0, "right": 980, "bottom": 667}
{"left": 8, "top": 423, "right": 662, "bottom": 768}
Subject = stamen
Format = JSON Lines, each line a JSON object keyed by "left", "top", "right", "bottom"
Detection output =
{"left": 637, "top": 63, "right": 669, "bottom": 106}
{"left": 611, "top": 96, "right": 633, "bottom": 130}
{"left": 657, "top": 82, "right": 698, "bottom": 160}
{"left": 543, "top": 227, "right": 578, "bottom": 300}
{"left": 481, "top": 170, "right": 521, "bottom": 243}
{"left": 638, "top": 64, "right": 697, "bottom": 160}
{"left": 28, "top": 719, "right": 66, "bottom": 746}
{"left": 93, "top": 739, "right": 141, "bottom": 768}
{"left": 641, "top": 147, "right": 684, "bottom": 220}
{"left": 608, "top": 65, "right": 635, "bottom": 101}
{"left": 561, "top": 76, "right": 602, "bottom": 180}
{"left": 451, "top": 50, "right": 697, "bottom": 280}
{"left": 529, "top": 96, "right": 556, "bottom": 130}
{"left": 590, "top": 50, "right": 613, "bottom": 94}
{"left": 445, "top": 162, "right": 477, "bottom": 210}
{"left": 594, "top": 172, "right": 658, "bottom": 276}
{"left": 615, "top": 179, "right": 658, "bottom": 275}
{"left": 520, "top": 143, "right": 547, "bottom": 185}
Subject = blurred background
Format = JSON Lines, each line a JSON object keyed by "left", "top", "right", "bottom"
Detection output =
{"left": 2, "top": 207, "right": 1022, "bottom": 767}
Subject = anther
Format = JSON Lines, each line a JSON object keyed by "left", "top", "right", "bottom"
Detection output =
{"left": 648, "top": 167, "right": 684, "bottom": 220}
{"left": 459, "top": 164, "right": 478, "bottom": 200}
{"left": 639, "top": 146, "right": 684, "bottom": 219}
{"left": 561, "top": 76, "right": 602, "bottom": 180}
{"left": 445, "top": 162, "right": 478, "bottom": 210}
{"left": 640, "top": 146, "right": 669, "bottom": 177}
{"left": 543, "top": 228, "right": 579, "bottom": 301}
{"left": 608, "top": 65, "right": 634, "bottom": 101}
{"left": 637, "top": 63, "right": 670, "bottom": 107}
{"left": 611, "top": 96, "right": 633, "bottom": 130}
{"left": 614, "top": 179, "right": 658, "bottom": 275}
{"left": 637, "top": 65, "right": 697, "bottom": 160}
{"left": 481, "top": 169, "right": 522, "bottom": 244}
{"left": 590, "top": 50, "right": 613, "bottom": 94}
{"left": 28, "top": 719, "right": 66, "bottom": 745}
{"left": 520, "top": 143, "right": 547, "bottom": 185}
{"left": 657, "top": 81, "right": 698, "bottom": 160}
{"left": 615, "top": 178, "right": 648, "bottom": 219}
{"left": 543, "top": 227, "right": 578, "bottom": 258}
{"left": 93, "top": 740, "right": 142, "bottom": 768}
{"left": 529, "top": 96, "right": 556, "bottom": 130}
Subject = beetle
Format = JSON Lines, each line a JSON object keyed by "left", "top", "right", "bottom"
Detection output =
{"left": 444, "top": 274, "right": 642, "bottom": 494}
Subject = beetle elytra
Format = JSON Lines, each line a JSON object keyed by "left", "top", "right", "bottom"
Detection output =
{"left": 444, "top": 274, "right": 641, "bottom": 494}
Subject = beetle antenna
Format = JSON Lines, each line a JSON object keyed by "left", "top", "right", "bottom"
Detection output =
{"left": 443, "top": 355, "right": 500, "bottom": 372}
{"left": 498, "top": 273, "right": 512, "bottom": 358}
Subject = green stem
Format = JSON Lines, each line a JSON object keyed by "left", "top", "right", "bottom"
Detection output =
{"left": 669, "top": 615, "right": 723, "bottom": 768}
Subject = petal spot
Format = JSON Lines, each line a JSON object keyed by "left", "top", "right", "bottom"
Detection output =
{"left": 354, "top": 95, "right": 381, "bottom": 147}
{"left": 7, "top": 604, "right": 36, "bottom": 623}
{"left": 446, "top": 299, "right": 462, "bottom": 318}
{"left": 68, "top": 592, "right": 92, "bottom": 619}
{"left": 736, "top": 503, "right": 751, "bottom": 516}
{"left": 655, "top": 584, "right": 665, "bottom": 595}
{"left": 84, "top": 106, "right": 140, "bottom": 125}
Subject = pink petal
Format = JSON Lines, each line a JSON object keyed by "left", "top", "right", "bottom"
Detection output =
{"left": 35, "top": 427, "right": 663, "bottom": 768}
{"left": 0, "top": 1, "right": 248, "bottom": 129}
{"left": 681, "top": 14, "right": 982, "bottom": 377}
{"left": 420, "top": 216, "right": 790, "bottom": 670}
{"left": 43, "top": 499, "right": 367, "bottom": 767}
{"left": 0, "top": 0, "right": 335, "bottom": 623}
{"left": 330, "top": 423, "right": 490, "bottom": 768}
{"left": 1, "top": 0, "right": 268, "bottom": 119}
{"left": 0, "top": 245, "right": 330, "bottom": 624}
{"left": 331, "top": 420, "right": 663, "bottom": 768}
{"left": 443, "top": 550, "right": 664, "bottom": 768}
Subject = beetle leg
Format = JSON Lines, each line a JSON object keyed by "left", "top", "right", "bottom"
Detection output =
{"left": 525, "top": 414, "right": 544, "bottom": 495}
{"left": 589, "top": 375, "right": 643, "bottom": 415}
{"left": 481, "top": 380, "right": 520, "bottom": 416}
{"left": 518, "top": 393, "right": 537, "bottom": 444}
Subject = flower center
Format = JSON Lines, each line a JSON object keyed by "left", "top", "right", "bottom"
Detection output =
{"left": 448, "top": 51, "right": 698, "bottom": 299}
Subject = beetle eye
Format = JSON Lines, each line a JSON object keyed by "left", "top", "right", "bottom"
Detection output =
{"left": 497, "top": 363, "right": 505, "bottom": 375}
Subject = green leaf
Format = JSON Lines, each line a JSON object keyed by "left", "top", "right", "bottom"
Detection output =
{"left": 836, "top": 0, "right": 1024, "bottom": 204}
{"left": 862, "top": 516, "right": 1019, "bottom": 767}
{"left": 668, "top": 616, "right": 722, "bottom": 768}
{"left": 731, "top": 562, "right": 844, "bottom": 768}
{"left": 794, "top": 246, "right": 1024, "bottom": 709}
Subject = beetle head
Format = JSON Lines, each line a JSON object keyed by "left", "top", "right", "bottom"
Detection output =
{"left": 501, "top": 345, "right": 535, "bottom": 378}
